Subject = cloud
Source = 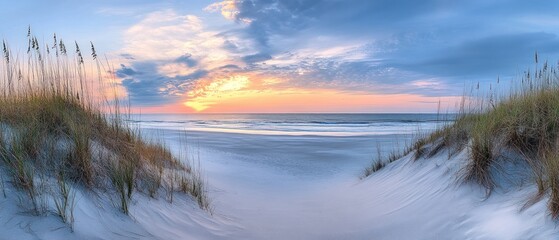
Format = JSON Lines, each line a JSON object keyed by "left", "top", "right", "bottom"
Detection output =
{"left": 204, "top": 0, "right": 240, "bottom": 21}
{"left": 174, "top": 54, "right": 198, "bottom": 67}
{"left": 116, "top": 61, "right": 208, "bottom": 106}
{"left": 115, "top": 64, "right": 138, "bottom": 78}
{"left": 398, "top": 32, "right": 559, "bottom": 78}
{"left": 207, "top": 0, "right": 452, "bottom": 51}
{"left": 121, "top": 9, "right": 235, "bottom": 69}
{"left": 116, "top": 9, "right": 251, "bottom": 106}
{"left": 206, "top": 0, "right": 559, "bottom": 95}
{"left": 114, "top": 1, "right": 559, "bottom": 110}
{"left": 241, "top": 53, "right": 272, "bottom": 63}
{"left": 119, "top": 53, "right": 135, "bottom": 60}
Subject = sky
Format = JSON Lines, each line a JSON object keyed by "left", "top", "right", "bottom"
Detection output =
{"left": 2, "top": 0, "right": 559, "bottom": 113}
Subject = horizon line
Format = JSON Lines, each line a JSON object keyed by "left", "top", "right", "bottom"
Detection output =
{"left": 124, "top": 112, "right": 459, "bottom": 115}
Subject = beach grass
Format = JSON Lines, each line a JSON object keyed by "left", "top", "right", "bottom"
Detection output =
{"left": 364, "top": 53, "right": 559, "bottom": 218}
{"left": 0, "top": 29, "right": 209, "bottom": 228}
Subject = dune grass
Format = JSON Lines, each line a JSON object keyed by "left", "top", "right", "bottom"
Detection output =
{"left": 362, "top": 143, "right": 412, "bottom": 178}
{"left": 361, "top": 125, "right": 450, "bottom": 178}
{"left": 364, "top": 54, "right": 559, "bottom": 218}
{"left": 0, "top": 29, "right": 209, "bottom": 228}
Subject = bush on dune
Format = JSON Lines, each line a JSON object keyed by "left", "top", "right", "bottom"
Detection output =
{"left": 0, "top": 29, "right": 209, "bottom": 229}
{"left": 365, "top": 54, "right": 559, "bottom": 218}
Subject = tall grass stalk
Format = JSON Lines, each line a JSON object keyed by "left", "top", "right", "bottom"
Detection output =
{"left": 52, "top": 171, "right": 76, "bottom": 229}
{"left": 0, "top": 29, "right": 210, "bottom": 222}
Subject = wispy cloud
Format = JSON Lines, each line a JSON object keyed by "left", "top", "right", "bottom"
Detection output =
{"left": 207, "top": 0, "right": 559, "bottom": 84}
{"left": 116, "top": 9, "right": 244, "bottom": 106}
{"left": 103, "top": 0, "right": 559, "bottom": 112}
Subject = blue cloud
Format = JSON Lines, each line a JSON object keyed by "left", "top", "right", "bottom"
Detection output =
{"left": 242, "top": 53, "right": 272, "bottom": 63}
{"left": 219, "top": 64, "right": 241, "bottom": 70}
{"left": 211, "top": 0, "right": 559, "bottom": 97}
{"left": 394, "top": 32, "right": 559, "bottom": 78}
{"left": 228, "top": 0, "right": 451, "bottom": 51}
{"left": 116, "top": 61, "right": 207, "bottom": 106}
{"left": 175, "top": 53, "right": 198, "bottom": 67}
{"left": 115, "top": 64, "right": 138, "bottom": 78}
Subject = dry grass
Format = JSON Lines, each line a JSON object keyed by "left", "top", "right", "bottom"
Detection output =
{"left": 0, "top": 29, "right": 210, "bottom": 228}
{"left": 52, "top": 171, "right": 76, "bottom": 229}
{"left": 392, "top": 54, "right": 559, "bottom": 218}
{"left": 361, "top": 54, "right": 559, "bottom": 218}
{"left": 362, "top": 139, "right": 415, "bottom": 178}
{"left": 362, "top": 113, "right": 458, "bottom": 179}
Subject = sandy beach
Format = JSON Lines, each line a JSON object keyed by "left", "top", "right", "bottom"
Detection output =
{"left": 137, "top": 126, "right": 558, "bottom": 239}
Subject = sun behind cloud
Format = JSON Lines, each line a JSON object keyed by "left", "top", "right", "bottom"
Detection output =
{"left": 181, "top": 74, "right": 274, "bottom": 112}
{"left": 181, "top": 73, "right": 460, "bottom": 113}
{"left": 184, "top": 74, "right": 253, "bottom": 112}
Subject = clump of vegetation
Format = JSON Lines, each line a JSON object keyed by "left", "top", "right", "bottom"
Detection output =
{"left": 361, "top": 106, "right": 460, "bottom": 179}
{"left": 52, "top": 171, "right": 75, "bottom": 228}
{"left": 365, "top": 53, "right": 559, "bottom": 218}
{"left": 0, "top": 28, "right": 209, "bottom": 229}
{"left": 362, "top": 139, "right": 418, "bottom": 178}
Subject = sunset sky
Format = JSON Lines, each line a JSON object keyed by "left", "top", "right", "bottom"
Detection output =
{"left": 2, "top": 0, "right": 559, "bottom": 113}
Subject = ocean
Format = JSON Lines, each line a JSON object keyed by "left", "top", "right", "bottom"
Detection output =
{"left": 127, "top": 113, "right": 453, "bottom": 181}
{"left": 128, "top": 113, "right": 452, "bottom": 137}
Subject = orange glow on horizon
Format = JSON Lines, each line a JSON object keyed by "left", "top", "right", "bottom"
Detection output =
{"left": 181, "top": 89, "right": 459, "bottom": 113}
{"left": 125, "top": 74, "right": 460, "bottom": 114}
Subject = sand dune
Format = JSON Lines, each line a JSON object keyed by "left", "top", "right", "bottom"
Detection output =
{"left": 1, "top": 128, "right": 555, "bottom": 239}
